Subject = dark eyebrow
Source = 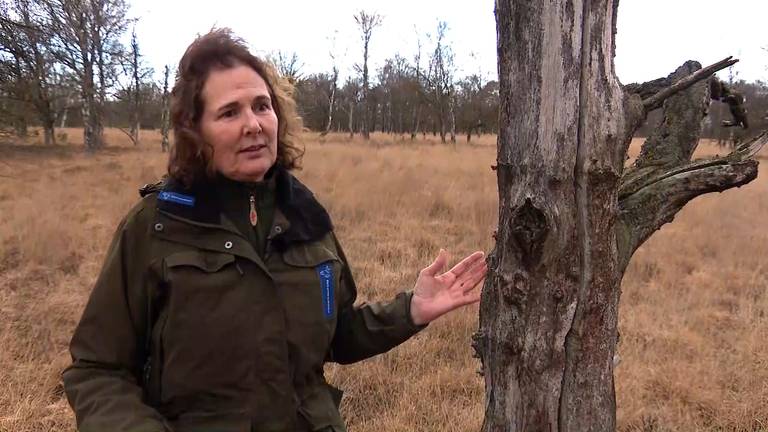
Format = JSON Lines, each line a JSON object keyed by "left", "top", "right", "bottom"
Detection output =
{"left": 254, "top": 95, "right": 272, "bottom": 104}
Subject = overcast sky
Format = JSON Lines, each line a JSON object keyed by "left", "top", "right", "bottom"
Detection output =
{"left": 130, "top": 0, "right": 767, "bottom": 85}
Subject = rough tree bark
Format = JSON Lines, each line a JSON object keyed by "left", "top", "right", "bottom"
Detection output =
{"left": 473, "top": 1, "right": 767, "bottom": 431}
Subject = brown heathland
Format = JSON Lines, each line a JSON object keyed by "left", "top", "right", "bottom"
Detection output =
{"left": 0, "top": 129, "right": 766, "bottom": 432}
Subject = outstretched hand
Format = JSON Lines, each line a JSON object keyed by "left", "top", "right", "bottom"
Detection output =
{"left": 410, "top": 250, "right": 488, "bottom": 326}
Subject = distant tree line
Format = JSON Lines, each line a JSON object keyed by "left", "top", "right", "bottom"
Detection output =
{"left": 1, "top": 2, "right": 765, "bottom": 150}
{"left": 281, "top": 14, "right": 501, "bottom": 144}
{"left": 0, "top": 0, "right": 169, "bottom": 150}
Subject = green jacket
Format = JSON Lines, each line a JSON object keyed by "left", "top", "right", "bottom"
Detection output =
{"left": 63, "top": 166, "right": 426, "bottom": 432}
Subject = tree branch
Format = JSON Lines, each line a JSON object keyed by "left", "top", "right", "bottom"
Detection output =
{"left": 113, "top": 124, "right": 139, "bottom": 145}
{"left": 620, "top": 61, "right": 709, "bottom": 179}
{"left": 642, "top": 57, "right": 738, "bottom": 112}
{"left": 617, "top": 129, "right": 768, "bottom": 268}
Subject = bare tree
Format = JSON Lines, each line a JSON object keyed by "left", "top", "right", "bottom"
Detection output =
{"left": 126, "top": 29, "right": 141, "bottom": 145}
{"left": 160, "top": 64, "right": 170, "bottom": 152}
{"left": 321, "top": 34, "right": 340, "bottom": 137}
{"left": 457, "top": 72, "right": 485, "bottom": 143}
{"left": 321, "top": 64, "right": 338, "bottom": 137}
{"left": 410, "top": 32, "right": 424, "bottom": 140}
{"left": 0, "top": 0, "right": 58, "bottom": 144}
{"left": 337, "top": 77, "right": 360, "bottom": 138}
{"left": 354, "top": 10, "right": 382, "bottom": 140}
{"left": 474, "top": 1, "right": 767, "bottom": 430}
{"left": 44, "top": 0, "right": 129, "bottom": 151}
{"left": 270, "top": 51, "right": 303, "bottom": 84}
{"left": 114, "top": 28, "right": 150, "bottom": 146}
{"left": 422, "top": 21, "right": 456, "bottom": 144}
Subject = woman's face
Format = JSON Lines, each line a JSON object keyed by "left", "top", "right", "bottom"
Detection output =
{"left": 199, "top": 64, "right": 278, "bottom": 182}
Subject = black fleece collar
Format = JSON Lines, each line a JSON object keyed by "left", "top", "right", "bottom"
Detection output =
{"left": 142, "top": 165, "right": 333, "bottom": 249}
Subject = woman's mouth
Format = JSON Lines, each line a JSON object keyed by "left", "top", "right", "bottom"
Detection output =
{"left": 239, "top": 144, "right": 267, "bottom": 154}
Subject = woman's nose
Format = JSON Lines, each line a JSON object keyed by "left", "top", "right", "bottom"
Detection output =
{"left": 243, "top": 110, "right": 263, "bottom": 135}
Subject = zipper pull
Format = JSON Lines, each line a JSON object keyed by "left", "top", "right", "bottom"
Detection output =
{"left": 249, "top": 194, "right": 258, "bottom": 226}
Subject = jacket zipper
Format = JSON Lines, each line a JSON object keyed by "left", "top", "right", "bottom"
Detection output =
{"left": 143, "top": 309, "right": 168, "bottom": 406}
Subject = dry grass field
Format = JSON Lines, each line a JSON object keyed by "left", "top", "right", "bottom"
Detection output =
{"left": 0, "top": 128, "right": 766, "bottom": 432}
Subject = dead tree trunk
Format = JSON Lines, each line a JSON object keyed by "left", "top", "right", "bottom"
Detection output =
{"left": 41, "top": 113, "right": 55, "bottom": 146}
{"left": 160, "top": 65, "right": 171, "bottom": 153}
{"left": 128, "top": 31, "right": 141, "bottom": 146}
{"left": 81, "top": 64, "right": 99, "bottom": 151}
{"left": 348, "top": 100, "right": 355, "bottom": 139}
{"left": 321, "top": 66, "right": 338, "bottom": 137}
{"left": 448, "top": 91, "right": 457, "bottom": 144}
{"left": 410, "top": 104, "right": 421, "bottom": 141}
{"left": 354, "top": 11, "right": 382, "bottom": 141}
{"left": 474, "top": 1, "right": 766, "bottom": 431}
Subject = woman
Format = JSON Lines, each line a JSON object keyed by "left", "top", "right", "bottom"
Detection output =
{"left": 63, "top": 29, "right": 487, "bottom": 432}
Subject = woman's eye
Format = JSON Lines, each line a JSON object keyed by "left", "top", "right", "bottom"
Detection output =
{"left": 220, "top": 108, "right": 237, "bottom": 119}
{"left": 255, "top": 102, "right": 271, "bottom": 112}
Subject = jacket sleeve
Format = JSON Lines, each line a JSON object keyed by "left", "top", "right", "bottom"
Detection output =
{"left": 328, "top": 234, "right": 428, "bottom": 365}
{"left": 62, "top": 206, "right": 172, "bottom": 432}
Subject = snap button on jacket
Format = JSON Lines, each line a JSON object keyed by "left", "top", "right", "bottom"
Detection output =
{"left": 63, "top": 167, "right": 427, "bottom": 432}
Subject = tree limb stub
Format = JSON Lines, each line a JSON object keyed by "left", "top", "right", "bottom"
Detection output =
{"left": 640, "top": 56, "right": 738, "bottom": 112}
{"left": 618, "top": 55, "right": 766, "bottom": 266}
{"left": 633, "top": 61, "right": 709, "bottom": 169}
{"left": 619, "top": 160, "right": 758, "bottom": 268}
{"left": 618, "top": 129, "right": 768, "bottom": 267}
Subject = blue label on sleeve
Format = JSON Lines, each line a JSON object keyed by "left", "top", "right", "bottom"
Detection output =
{"left": 158, "top": 191, "right": 196, "bottom": 207}
{"left": 316, "top": 262, "right": 334, "bottom": 319}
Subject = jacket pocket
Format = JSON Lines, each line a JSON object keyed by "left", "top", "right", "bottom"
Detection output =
{"left": 278, "top": 243, "right": 343, "bottom": 369}
{"left": 281, "top": 244, "right": 342, "bottom": 323}
{"left": 165, "top": 250, "right": 236, "bottom": 274}
{"left": 326, "top": 383, "right": 344, "bottom": 409}
{"left": 159, "top": 250, "right": 257, "bottom": 407}
{"left": 297, "top": 383, "right": 346, "bottom": 432}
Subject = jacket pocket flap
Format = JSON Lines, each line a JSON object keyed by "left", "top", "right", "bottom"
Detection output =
{"left": 165, "top": 251, "right": 236, "bottom": 273}
{"left": 297, "top": 383, "right": 346, "bottom": 431}
{"left": 283, "top": 244, "right": 340, "bottom": 268}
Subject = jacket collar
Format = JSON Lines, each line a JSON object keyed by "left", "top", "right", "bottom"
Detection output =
{"left": 149, "top": 165, "right": 333, "bottom": 250}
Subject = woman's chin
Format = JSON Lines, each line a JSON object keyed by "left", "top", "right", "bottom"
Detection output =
{"left": 225, "top": 160, "right": 273, "bottom": 182}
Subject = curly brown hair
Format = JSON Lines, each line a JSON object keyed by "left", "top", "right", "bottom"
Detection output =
{"left": 168, "top": 28, "right": 304, "bottom": 186}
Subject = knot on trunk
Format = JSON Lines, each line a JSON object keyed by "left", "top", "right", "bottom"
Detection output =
{"left": 501, "top": 271, "right": 528, "bottom": 307}
{"left": 511, "top": 198, "right": 548, "bottom": 269}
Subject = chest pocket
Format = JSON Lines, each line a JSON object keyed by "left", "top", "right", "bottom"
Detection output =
{"left": 279, "top": 244, "right": 342, "bottom": 323}
{"left": 160, "top": 250, "right": 258, "bottom": 406}
{"left": 276, "top": 242, "right": 342, "bottom": 369}
{"left": 165, "top": 250, "right": 236, "bottom": 275}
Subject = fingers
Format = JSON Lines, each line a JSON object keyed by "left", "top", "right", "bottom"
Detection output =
{"left": 458, "top": 279, "right": 484, "bottom": 306}
{"left": 456, "top": 260, "right": 487, "bottom": 294}
{"left": 464, "top": 281, "right": 483, "bottom": 303}
{"left": 447, "top": 251, "right": 485, "bottom": 278}
{"left": 421, "top": 249, "right": 449, "bottom": 277}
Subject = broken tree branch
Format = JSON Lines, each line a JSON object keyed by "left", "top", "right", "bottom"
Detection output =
{"left": 115, "top": 126, "right": 137, "bottom": 145}
{"left": 642, "top": 56, "right": 738, "bottom": 112}
{"left": 621, "top": 61, "right": 708, "bottom": 181}
{"left": 617, "top": 129, "right": 768, "bottom": 268}
{"left": 633, "top": 61, "right": 709, "bottom": 169}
